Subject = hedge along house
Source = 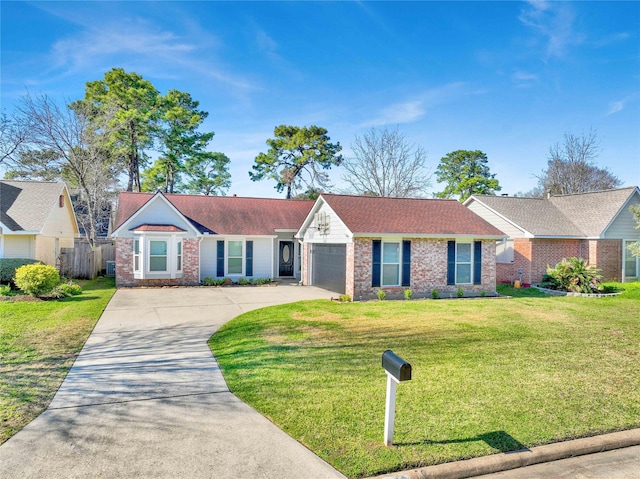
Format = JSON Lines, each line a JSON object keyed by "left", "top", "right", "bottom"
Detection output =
{"left": 464, "top": 187, "right": 640, "bottom": 285}
{"left": 296, "top": 194, "right": 506, "bottom": 299}
{"left": 111, "top": 191, "right": 313, "bottom": 287}
{"left": 0, "top": 180, "right": 79, "bottom": 267}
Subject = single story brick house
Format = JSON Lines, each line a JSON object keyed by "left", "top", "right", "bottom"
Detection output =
{"left": 112, "top": 191, "right": 506, "bottom": 294}
{"left": 296, "top": 194, "right": 506, "bottom": 298}
{"left": 464, "top": 187, "right": 640, "bottom": 284}
{"left": 0, "top": 180, "right": 79, "bottom": 267}
{"left": 111, "top": 191, "right": 313, "bottom": 287}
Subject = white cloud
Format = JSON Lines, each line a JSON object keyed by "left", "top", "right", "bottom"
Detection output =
{"left": 519, "top": 1, "right": 584, "bottom": 58}
{"left": 40, "top": 13, "right": 256, "bottom": 93}
{"left": 362, "top": 82, "right": 470, "bottom": 127}
{"left": 512, "top": 70, "right": 539, "bottom": 88}
{"left": 606, "top": 93, "right": 640, "bottom": 116}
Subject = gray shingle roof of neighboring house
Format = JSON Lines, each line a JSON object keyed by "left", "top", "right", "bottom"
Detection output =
{"left": 0, "top": 180, "right": 66, "bottom": 232}
{"left": 468, "top": 187, "right": 639, "bottom": 237}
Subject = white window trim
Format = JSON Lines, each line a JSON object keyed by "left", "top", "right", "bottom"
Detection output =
{"left": 133, "top": 233, "right": 186, "bottom": 280}
{"left": 176, "top": 240, "right": 183, "bottom": 273}
{"left": 455, "top": 241, "right": 473, "bottom": 285}
{"left": 381, "top": 240, "right": 401, "bottom": 287}
{"left": 623, "top": 239, "right": 639, "bottom": 281}
{"left": 225, "top": 239, "right": 245, "bottom": 277}
{"left": 133, "top": 238, "right": 141, "bottom": 273}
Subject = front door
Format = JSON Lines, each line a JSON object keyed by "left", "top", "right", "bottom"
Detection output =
{"left": 279, "top": 241, "right": 294, "bottom": 277}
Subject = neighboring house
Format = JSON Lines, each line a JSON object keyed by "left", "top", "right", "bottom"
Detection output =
{"left": 464, "top": 187, "right": 640, "bottom": 284}
{"left": 111, "top": 192, "right": 313, "bottom": 287}
{"left": 0, "top": 180, "right": 79, "bottom": 266}
{"left": 296, "top": 194, "right": 506, "bottom": 298}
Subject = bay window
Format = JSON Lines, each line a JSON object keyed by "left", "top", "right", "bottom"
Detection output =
{"left": 132, "top": 234, "right": 185, "bottom": 279}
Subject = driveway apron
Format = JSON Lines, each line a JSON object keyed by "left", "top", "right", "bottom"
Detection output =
{"left": 0, "top": 285, "right": 346, "bottom": 479}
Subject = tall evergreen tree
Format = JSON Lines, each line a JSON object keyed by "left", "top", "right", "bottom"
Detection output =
{"left": 77, "top": 68, "right": 160, "bottom": 192}
{"left": 435, "top": 150, "right": 500, "bottom": 201}
{"left": 250, "top": 125, "right": 343, "bottom": 199}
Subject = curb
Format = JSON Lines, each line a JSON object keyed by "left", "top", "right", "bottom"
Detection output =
{"left": 366, "top": 428, "right": 640, "bottom": 479}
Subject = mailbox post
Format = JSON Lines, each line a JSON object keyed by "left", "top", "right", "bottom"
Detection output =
{"left": 382, "top": 350, "right": 412, "bottom": 446}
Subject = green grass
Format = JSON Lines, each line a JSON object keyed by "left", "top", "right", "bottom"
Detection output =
{"left": 210, "top": 283, "right": 640, "bottom": 478}
{"left": 0, "top": 277, "right": 116, "bottom": 444}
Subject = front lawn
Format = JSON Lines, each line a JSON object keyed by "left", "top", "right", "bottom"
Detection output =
{"left": 209, "top": 283, "right": 640, "bottom": 478}
{"left": 0, "top": 277, "right": 116, "bottom": 444}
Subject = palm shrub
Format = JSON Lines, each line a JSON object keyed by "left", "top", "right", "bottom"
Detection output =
{"left": 542, "top": 257, "right": 602, "bottom": 293}
{"left": 14, "top": 264, "right": 60, "bottom": 297}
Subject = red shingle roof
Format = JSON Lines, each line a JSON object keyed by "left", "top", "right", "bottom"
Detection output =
{"left": 131, "top": 224, "right": 187, "bottom": 233}
{"left": 320, "top": 194, "right": 505, "bottom": 236}
{"left": 114, "top": 192, "right": 314, "bottom": 236}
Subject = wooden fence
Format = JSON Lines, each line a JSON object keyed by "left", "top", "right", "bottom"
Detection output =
{"left": 59, "top": 240, "right": 115, "bottom": 280}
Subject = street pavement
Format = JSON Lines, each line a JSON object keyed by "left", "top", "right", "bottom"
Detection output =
{"left": 477, "top": 445, "right": 640, "bottom": 479}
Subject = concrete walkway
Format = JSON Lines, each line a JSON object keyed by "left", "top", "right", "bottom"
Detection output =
{"left": 0, "top": 285, "right": 346, "bottom": 479}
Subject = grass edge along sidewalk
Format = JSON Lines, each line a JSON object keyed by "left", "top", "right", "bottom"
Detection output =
{"left": 210, "top": 283, "right": 640, "bottom": 478}
{"left": 0, "top": 277, "right": 116, "bottom": 444}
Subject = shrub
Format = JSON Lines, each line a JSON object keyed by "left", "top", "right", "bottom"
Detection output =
{"left": 457, "top": 287, "right": 464, "bottom": 298}
{"left": 431, "top": 288, "right": 439, "bottom": 299}
{"left": 0, "top": 284, "right": 11, "bottom": 296}
{"left": 54, "top": 282, "right": 83, "bottom": 297}
{"left": 238, "top": 277, "right": 251, "bottom": 285}
{"left": 14, "top": 264, "right": 60, "bottom": 297}
{"left": 544, "top": 257, "right": 602, "bottom": 294}
{"left": 338, "top": 294, "right": 352, "bottom": 302}
{"left": 404, "top": 289, "right": 412, "bottom": 300}
{"left": 254, "top": 278, "right": 272, "bottom": 285}
{"left": 377, "top": 289, "right": 386, "bottom": 301}
{"left": 480, "top": 291, "right": 486, "bottom": 298}
{"left": 202, "top": 277, "right": 226, "bottom": 286}
{"left": 0, "top": 258, "right": 40, "bottom": 284}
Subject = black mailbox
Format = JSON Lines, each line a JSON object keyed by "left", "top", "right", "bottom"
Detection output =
{"left": 382, "top": 350, "right": 412, "bottom": 382}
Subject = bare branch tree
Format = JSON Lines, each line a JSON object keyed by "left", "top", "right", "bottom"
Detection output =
{"left": 341, "top": 127, "right": 431, "bottom": 197}
{"left": 535, "top": 129, "right": 621, "bottom": 196}
{"left": 0, "top": 112, "right": 30, "bottom": 164}
{"left": 15, "top": 93, "right": 120, "bottom": 246}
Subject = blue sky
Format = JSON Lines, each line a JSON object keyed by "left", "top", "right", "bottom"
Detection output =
{"left": 2, "top": 1, "right": 639, "bottom": 197}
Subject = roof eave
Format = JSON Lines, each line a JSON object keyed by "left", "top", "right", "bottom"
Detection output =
{"left": 352, "top": 232, "right": 506, "bottom": 239}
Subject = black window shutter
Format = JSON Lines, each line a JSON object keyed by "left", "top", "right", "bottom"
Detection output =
{"left": 447, "top": 241, "right": 456, "bottom": 285}
{"left": 372, "top": 240, "right": 381, "bottom": 287}
{"left": 217, "top": 240, "right": 225, "bottom": 277}
{"left": 474, "top": 241, "right": 482, "bottom": 285}
{"left": 402, "top": 240, "right": 411, "bottom": 287}
{"left": 246, "top": 241, "right": 253, "bottom": 277}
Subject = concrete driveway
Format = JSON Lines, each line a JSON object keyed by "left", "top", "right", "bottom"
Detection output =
{"left": 0, "top": 285, "right": 346, "bottom": 479}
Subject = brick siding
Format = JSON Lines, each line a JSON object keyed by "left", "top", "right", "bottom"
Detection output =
{"left": 115, "top": 237, "right": 200, "bottom": 287}
{"left": 587, "top": 239, "right": 621, "bottom": 281}
{"left": 350, "top": 238, "right": 497, "bottom": 299}
{"left": 116, "top": 238, "right": 134, "bottom": 287}
{"left": 506, "top": 238, "right": 622, "bottom": 284}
